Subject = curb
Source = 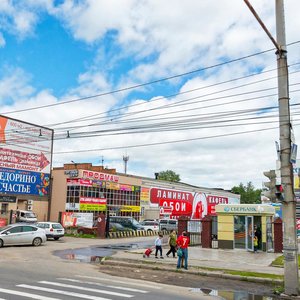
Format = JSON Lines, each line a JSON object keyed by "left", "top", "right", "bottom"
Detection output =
{"left": 101, "top": 257, "right": 283, "bottom": 285}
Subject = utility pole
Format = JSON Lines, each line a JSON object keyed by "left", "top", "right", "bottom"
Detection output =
{"left": 244, "top": 0, "right": 299, "bottom": 295}
{"left": 276, "top": 0, "right": 299, "bottom": 295}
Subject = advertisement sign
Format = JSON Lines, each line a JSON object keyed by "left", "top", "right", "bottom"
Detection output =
{"left": 82, "top": 170, "right": 119, "bottom": 182}
{"left": 61, "top": 212, "right": 93, "bottom": 228}
{"left": 0, "top": 195, "right": 16, "bottom": 203}
{"left": 0, "top": 167, "right": 50, "bottom": 196}
{"left": 0, "top": 116, "right": 53, "bottom": 196}
{"left": 79, "top": 197, "right": 107, "bottom": 211}
{"left": 0, "top": 116, "right": 52, "bottom": 173}
{"left": 67, "top": 178, "right": 93, "bottom": 186}
{"left": 0, "top": 218, "right": 7, "bottom": 227}
{"left": 120, "top": 205, "right": 140, "bottom": 212}
{"left": 150, "top": 187, "right": 240, "bottom": 219}
{"left": 65, "top": 203, "right": 79, "bottom": 211}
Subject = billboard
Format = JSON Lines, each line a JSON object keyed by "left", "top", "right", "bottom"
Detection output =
{"left": 0, "top": 116, "right": 53, "bottom": 196}
{"left": 150, "top": 187, "right": 240, "bottom": 219}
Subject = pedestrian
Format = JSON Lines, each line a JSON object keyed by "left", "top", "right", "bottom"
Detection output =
{"left": 254, "top": 225, "right": 262, "bottom": 250}
{"left": 176, "top": 231, "right": 190, "bottom": 270}
{"left": 154, "top": 233, "right": 164, "bottom": 259}
{"left": 166, "top": 230, "right": 177, "bottom": 258}
{"left": 253, "top": 235, "right": 258, "bottom": 253}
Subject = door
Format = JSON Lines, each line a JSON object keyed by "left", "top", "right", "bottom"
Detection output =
{"left": 246, "top": 216, "right": 254, "bottom": 251}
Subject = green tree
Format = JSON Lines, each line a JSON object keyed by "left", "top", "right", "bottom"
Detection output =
{"left": 231, "top": 182, "right": 262, "bottom": 204}
{"left": 157, "top": 170, "right": 180, "bottom": 182}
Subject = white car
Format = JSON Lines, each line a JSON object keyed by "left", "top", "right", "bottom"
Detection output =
{"left": 36, "top": 222, "right": 65, "bottom": 240}
{"left": 0, "top": 224, "right": 46, "bottom": 247}
{"left": 139, "top": 220, "right": 159, "bottom": 233}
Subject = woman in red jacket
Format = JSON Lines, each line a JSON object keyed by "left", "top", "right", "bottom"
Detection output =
{"left": 176, "top": 231, "right": 190, "bottom": 270}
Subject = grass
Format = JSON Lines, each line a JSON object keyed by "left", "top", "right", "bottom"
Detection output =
{"left": 271, "top": 255, "right": 300, "bottom": 268}
{"left": 193, "top": 266, "right": 283, "bottom": 280}
{"left": 64, "top": 233, "right": 96, "bottom": 239}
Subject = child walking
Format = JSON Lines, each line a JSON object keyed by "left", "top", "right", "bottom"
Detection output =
{"left": 155, "top": 233, "right": 164, "bottom": 259}
{"left": 253, "top": 235, "right": 258, "bottom": 253}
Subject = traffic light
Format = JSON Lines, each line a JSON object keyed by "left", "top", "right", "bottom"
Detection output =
{"left": 262, "top": 170, "right": 276, "bottom": 202}
{"left": 275, "top": 184, "right": 284, "bottom": 201}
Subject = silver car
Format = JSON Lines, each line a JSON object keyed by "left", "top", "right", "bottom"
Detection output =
{"left": 0, "top": 224, "right": 46, "bottom": 247}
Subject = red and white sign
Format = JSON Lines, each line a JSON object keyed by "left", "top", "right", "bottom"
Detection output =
{"left": 151, "top": 188, "right": 193, "bottom": 217}
{"left": 150, "top": 187, "right": 238, "bottom": 219}
{"left": 82, "top": 170, "right": 119, "bottom": 182}
{"left": 67, "top": 178, "right": 92, "bottom": 186}
{"left": 207, "top": 195, "right": 228, "bottom": 215}
{"left": 0, "top": 116, "right": 52, "bottom": 173}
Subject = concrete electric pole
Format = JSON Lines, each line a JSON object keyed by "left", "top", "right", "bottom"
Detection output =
{"left": 244, "top": 0, "right": 299, "bottom": 295}
{"left": 275, "top": 1, "right": 299, "bottom": 295}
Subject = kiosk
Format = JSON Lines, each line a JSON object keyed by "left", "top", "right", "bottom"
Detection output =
{"left": 215, "top": 204, "right": 275, "bottom": 252}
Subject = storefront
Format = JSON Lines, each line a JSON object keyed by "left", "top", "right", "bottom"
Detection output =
{"left": 215, "top": 204, "right": 275, "bottom": 252}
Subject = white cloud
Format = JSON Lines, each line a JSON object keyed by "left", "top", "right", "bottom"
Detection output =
{"left": 0, "top": 0, "right": 299, "bottom": 190}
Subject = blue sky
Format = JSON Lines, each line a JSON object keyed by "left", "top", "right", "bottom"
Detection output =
{"left": 0, "top": 0, "right": 299, "bottom": 189}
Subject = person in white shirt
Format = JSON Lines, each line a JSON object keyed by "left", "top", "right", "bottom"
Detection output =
{"left": 154, "top": 233, "right": 164, "bottom": 259}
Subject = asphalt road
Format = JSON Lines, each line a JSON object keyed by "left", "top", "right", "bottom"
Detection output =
{"left": 0, "top": 236, "right": 219, "bottom": 300}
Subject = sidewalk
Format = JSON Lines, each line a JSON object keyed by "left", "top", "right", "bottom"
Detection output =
{"left": 104, "top": 244, "right": 285, "bottom": 284}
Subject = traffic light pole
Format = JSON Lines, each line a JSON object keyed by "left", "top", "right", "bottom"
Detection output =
{"left": 276, "top": 0, "right": 299, "bottom": 295}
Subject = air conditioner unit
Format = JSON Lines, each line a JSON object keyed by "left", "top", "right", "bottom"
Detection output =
{"left": 27, "top": 205, "right": 33, "bottom": 211}
{"left": 27, "top": 200, "right": 34, "bottom": 205}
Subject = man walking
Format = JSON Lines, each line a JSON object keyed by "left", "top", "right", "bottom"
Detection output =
{"left": 176, "top": 231, "right": 190, "bottom": 270}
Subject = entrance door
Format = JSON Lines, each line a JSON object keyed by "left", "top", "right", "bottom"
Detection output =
{"left": 246, "top": 216, "right": 254, "bottom": 251}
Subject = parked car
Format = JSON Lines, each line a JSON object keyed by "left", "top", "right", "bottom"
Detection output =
{"left": 159, "top": 219, "right": 178, "bottom": 231}
{"left": 77, "top": 224, "right": 98, "bottom": 235}
{"left": 16, "top": 210, "right": 37, "bottom": 223}
{"left": 139, "top": 220, "right": 159, "bottom": 232}
{"left": 36, "top": 222, "right": 65, "bottom": 240}
{"left": 109, "top": 216, "right": 144, "bottom": 231}
{"left": 0, "top": 224, "right": 46, "bottom": 247}
{"left": 109, "top": 222, "right": 133, "bottom": 232}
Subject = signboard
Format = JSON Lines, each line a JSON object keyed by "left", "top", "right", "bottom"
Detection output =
{"left": 79, "top": 197, "right": 107, "bottom": 211}
{"left": 82, "top": 170, "right": 119, "bottom": 182}
{"left": 120, "top": 205, "right": 140, "bottom": 212}
{"left": 215, "top": 204, "right": 275, "bottom": 215}
{"left": 0, "top": 195, "right": 16, "bottom": 203}
{"left": 0, "top": 167, "right": 50, "bottom": 196}
{"left": 150, "top": 187, "right": 240, "bottom": 219}
{"left": 67, "top": 178, "right": 92, "bottom": 186}
{"left": 61, "top": 212, "right": 93, "bottom": 228}
{"left": 0, "top": 116, "right": 53, "bottom": 196}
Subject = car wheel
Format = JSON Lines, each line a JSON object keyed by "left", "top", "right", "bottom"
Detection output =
{"left": 32, "top": 237, "right": 42, "bottom": 246}
{"left": 0, "top": 239, "right": 3, "bottom": 248}
{"left": 54, "top": 237, "right": 59, "bottom": 241}
{"left": 147, "top": 229, "right": 153, "bottom": 233}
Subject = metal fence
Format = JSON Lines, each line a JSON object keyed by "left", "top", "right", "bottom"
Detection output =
{"left": 187, "top": 220, "right": 202, "bottom": 245}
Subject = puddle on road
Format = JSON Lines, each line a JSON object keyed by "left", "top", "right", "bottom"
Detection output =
{"left": 54, "top": 243, "right": 143, "bottom": 263}
{"left": 54, "top": 247, "right": 113, "bottom": 263}
{"left": 190, "top": 288, "right": 275, "bottom": 299}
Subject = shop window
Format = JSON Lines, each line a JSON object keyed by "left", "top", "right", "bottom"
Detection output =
{"left": 1, "top": 203, "right": 8, "bottom": 214}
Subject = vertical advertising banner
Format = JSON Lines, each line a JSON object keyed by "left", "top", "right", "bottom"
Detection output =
{"left": 0, "top": 116, "right": 53, "bottom": 196}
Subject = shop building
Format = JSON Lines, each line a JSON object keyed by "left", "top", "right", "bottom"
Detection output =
{"left": 50, "top": 163, "right": 240, "bottom": 228}
{"left": 215, "top": 204, "right": 276, "bottom": 252}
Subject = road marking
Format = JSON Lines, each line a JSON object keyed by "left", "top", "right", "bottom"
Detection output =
{"left": 0, "top": 288, "right": 60, "bottom": 300}
{"left": 38, "top": 281, "right": 133, "bottom": 298}
{"left": 57, "top": 278, "right": 148, "bottom": 293}
{"left": 17, "top": 285, "right": 110, "bottom": 300}
{"left": 76, "top": 275, "right": 162, "bottom": 289}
